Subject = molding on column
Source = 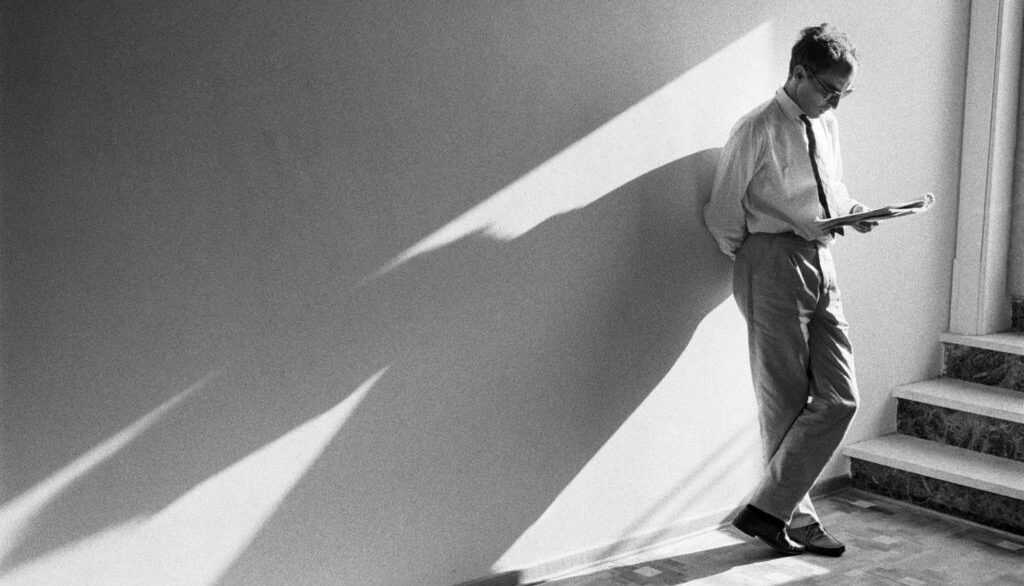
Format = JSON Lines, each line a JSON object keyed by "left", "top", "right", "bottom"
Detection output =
{"left": 949, "top": 0, "right": 1024, "bottom": 335}
{"left": 1009, "top": 13, "right": 1024, "bottom": 302}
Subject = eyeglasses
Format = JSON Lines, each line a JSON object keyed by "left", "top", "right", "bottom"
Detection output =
{"left": 807, "top": 69, "right": 855, "bottom": 104}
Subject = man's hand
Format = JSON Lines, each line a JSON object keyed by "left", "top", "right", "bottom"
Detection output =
{"left": 849, "top": 204, "right": 878, "bottom": 233}
{"left": 803, "top": 219, "right": 833, "bottom": 242}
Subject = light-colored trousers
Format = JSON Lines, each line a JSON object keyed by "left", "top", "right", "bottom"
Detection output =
{"left": 733, "top": 232, "right": 859, "bottom": 527}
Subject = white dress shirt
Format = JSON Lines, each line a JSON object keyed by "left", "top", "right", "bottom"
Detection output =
{"left": 703, "top": 88, "right": 861, "bottom": 258}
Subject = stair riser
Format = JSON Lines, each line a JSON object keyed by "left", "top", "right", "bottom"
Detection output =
{"left": 897, "top": 399, "right": 1024, "bottom": 463}
{"left": 850, "top": 459, "right": 1024, "bottom": 536}
{"left": 942, "top": 343, "right": 1024, "bottom": 392}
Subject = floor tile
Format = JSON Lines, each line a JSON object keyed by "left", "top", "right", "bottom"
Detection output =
{"left": 540, "top": 488, "right": 1024, "bottom": 585}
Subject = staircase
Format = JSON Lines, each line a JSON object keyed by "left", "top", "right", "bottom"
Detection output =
{"left": 843, "top": 332, "right": 1024, "bottom": 535}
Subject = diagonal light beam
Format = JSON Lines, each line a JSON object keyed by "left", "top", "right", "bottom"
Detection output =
{"left": 0, "top": 367, "right": 388, "bottom": 586}
{"left": 0, "top": 371, "right": 221, "bottom": 567}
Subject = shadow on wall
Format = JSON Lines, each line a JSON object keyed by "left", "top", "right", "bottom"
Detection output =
{"left": 0, "top": 147, "right": 730, "bottom": 586}
{"left": 0, "top": 3, "right": 775, "bottom": 585}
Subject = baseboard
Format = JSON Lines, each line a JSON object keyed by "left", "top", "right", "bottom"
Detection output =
{"left": 510, "top": 505, "right": 737, "bottom": 584}
{"left": 496, "top": 474, "right": 852, "bottom": 584}
{"left": 453, "top": 570, "right": 522, "bottom": 586}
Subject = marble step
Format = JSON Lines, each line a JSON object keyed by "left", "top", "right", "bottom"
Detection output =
{"left": 844, "top": 434, "right": 1024, "bottom": 535}
{"left": 896, "top": 378, "right": 1024, "bottom": 462}
{"left": 940, "top": 332, "right": 1024, "bottom": 392}
{"left": 941, "top": 332, "right": 1024, "bottom": 355}
{"left": 895, "top": 377, "right": 1024, "bottom": 423}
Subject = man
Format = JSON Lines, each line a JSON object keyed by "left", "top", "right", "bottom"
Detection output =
{"left": 703, "top": 23, "right": 874, "bottom": 557}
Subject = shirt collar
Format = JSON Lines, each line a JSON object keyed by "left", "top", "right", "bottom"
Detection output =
{"left": 774, "top": 87, "right": 805, "bottom": 121}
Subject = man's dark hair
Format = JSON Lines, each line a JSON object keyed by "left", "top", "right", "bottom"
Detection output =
{"left": 789, "top": 23, "right": 858, "bottom": 75}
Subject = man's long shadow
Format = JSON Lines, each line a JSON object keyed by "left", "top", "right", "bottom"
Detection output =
{"left": 0, "top": 148, "right": 734, "bottom": 586}
{"left": 220, "top": 147, "right": 734, "bottom": 585}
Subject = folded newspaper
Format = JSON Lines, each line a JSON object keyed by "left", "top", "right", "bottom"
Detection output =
{"left": 817, "top": 192, "right": 935, "bottom": 231}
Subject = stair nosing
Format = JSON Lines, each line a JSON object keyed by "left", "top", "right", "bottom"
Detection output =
{"left": 844, "top": 434, "right": 1024, "bottom": 500}
{"left": 894, "top": 378, "right": 1024, "bottom": 424}
{"left": 940, "top": 332, "right": 1024, "bottom": 356}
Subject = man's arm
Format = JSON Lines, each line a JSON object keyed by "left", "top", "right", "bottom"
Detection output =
{"left": 830, "top": 154, "right": 862, "bottom": 217}
{"left": 832, "top": 181, "right": 876, "bottom": 232}
{"left": 826, "top": 118, "right": 875, "bottom": 233}
{"left": 703, "top": 119, "right": 761, "bottom": 258}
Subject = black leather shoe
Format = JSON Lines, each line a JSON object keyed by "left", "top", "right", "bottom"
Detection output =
{"left": 731, "top": 505, "right": 805, "bottom": 555}
{"left": 787, "top": 522, "right": 846, "bottom": 557}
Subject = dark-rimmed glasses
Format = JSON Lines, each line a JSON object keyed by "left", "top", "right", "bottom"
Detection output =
{"left": 807, "top": 69, "right": 855, "bottom": 104}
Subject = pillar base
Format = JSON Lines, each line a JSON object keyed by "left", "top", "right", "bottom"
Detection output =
{"left": 1013, "top": 298, "right": 1024, "bottom": 332}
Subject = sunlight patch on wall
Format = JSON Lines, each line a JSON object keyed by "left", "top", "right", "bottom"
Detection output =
{"left": 0, "top": 372, "right": 220, "bottom": 568}
{"left": 494, "top": 298, "right": 761, "bottom": 580}
{"left": 0, "top": 367, "right": 388, "bottom": 586}
{"left": 366, "top": 21, "right": 776, "bottom": 281}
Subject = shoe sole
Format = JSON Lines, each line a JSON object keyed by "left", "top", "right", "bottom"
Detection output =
{"left": 802, "top": 545, "right": 845, "bottom": 557}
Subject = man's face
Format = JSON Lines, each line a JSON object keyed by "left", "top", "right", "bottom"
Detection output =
{"left": 792, "top": 64, "right": 856, "bottom": 118}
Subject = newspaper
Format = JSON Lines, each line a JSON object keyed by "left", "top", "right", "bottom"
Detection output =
{"left": 817, "top": 192, "right": 935, "bottom": 231}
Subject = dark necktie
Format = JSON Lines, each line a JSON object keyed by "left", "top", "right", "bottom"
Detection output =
{"left": 800, "top": 114, "right": 843, "bottom": 236}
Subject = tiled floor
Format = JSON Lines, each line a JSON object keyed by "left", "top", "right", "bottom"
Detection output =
{"left": 539, "top": 488, "right": 1024, "bottom": 585}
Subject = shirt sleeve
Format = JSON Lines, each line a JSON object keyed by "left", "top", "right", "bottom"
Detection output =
{"left": 703, "top": 117, "right": 762, "bottom": 259}
{"left": 826, "top": 117, "right": 863, "bottom": 214}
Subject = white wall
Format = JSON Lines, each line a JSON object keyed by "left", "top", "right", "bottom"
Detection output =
{"left": 0, "top": 2, "right": 967, "bottom": 585}
{"left": 831, "top": 3, "right": 969, "bottom": 445}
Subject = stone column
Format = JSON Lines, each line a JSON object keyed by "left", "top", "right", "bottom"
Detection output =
{"left": 1010, "top": 76, "right": 1024, "bottom": 332}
